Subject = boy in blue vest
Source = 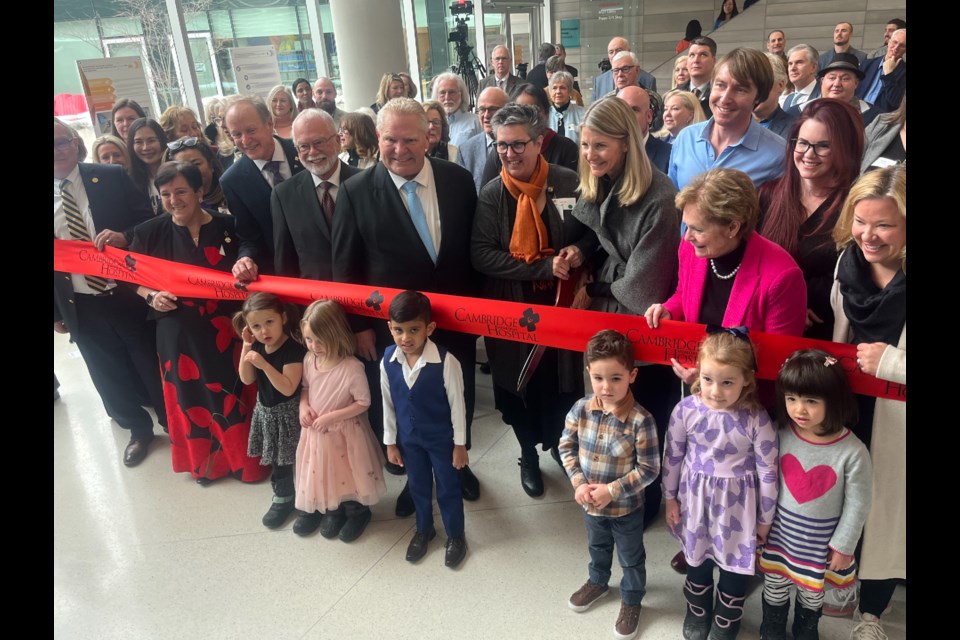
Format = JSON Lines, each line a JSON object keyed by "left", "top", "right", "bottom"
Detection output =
{"left": 381, "top": 290, "right": 469, "bottom": 568}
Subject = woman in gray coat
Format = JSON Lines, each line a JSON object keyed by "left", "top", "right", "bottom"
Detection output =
{"left": 572, "top": 96, "right": 680, "bottom": 528}
{"left": 860, "top": 95, "right": 905, "bottom": 174}
{"left": 471, "top": 104, "right": 597, "bottom": 498}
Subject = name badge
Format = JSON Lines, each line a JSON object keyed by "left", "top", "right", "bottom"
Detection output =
{"left": 553, "top": 198, "right": 576, "bottom": 220}
{"left": 871, "top": 156, "right": 898, "bottom": 169}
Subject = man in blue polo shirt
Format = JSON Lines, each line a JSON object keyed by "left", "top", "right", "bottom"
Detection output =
{"left": 668, "top": 47, "right": 786, "bottom": 190}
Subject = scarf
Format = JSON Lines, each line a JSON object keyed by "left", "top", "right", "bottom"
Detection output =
{"left": 501, "top": 155, "right": 553, "bottom": 264}
{"left": 837, "top": 245, "right": 906, "bottom": 345}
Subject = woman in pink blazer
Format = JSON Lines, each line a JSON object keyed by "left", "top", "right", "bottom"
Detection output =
{"left": 645, "top": 168, "right": 806, "bottom": 336}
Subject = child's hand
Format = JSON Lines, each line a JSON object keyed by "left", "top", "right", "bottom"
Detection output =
{"left": 243, "top": 350, "right": 266, "bottom": 370}
{"left": 452, "top": 445, "right": 469, "bottom": 469}
{"left": 756, "top": 523, "right": 772, "bottom": 546}
{"left": 574, "top": 484, "right": 594, "bottom": 506}
{"left": 311, "top": 414, "right": 331, "bottom": 433}
{"left": 827, "top": 549, "right": 855, "bottom": 571}
{"left": 241, "top": 326, "right": 255, "bottom": 346}
{"left": 299, "top": 405, "right": 317, "bottom": 429}
{"left": 665, "top": 499, "right": 681, "bottom": 528}
{"left": 589, "top": 484, "right": 613, "bottom": 510}
{"left": 387, "top": 444, "right": 404, "bottom": 468}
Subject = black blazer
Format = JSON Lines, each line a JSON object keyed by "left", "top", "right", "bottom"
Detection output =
{"left": 272, "top": 161, "right": 363, "bottom": 280}
{"left": 219, "top": 136, "right": 303, "bottom": 270}
{"left": 857, "top": 57, "right": 906, "bottom": 113}
{"left": 53, "top": 163, "right": 153, "bottom": 335}
{"left": 645, "top": 135, "right": 673, "bottom": 174}
{"left": 680, "top": 81, "right": 713, "bottom": 119}
{"left": 332, "top": 158, "right": 479, "bottom": 339}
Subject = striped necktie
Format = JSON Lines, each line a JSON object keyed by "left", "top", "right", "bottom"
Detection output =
{"left": 60, "top": 179, "right": 109, "bottom": 293}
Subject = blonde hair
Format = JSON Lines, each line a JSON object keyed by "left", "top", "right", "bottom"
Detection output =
{"left": 300, "top": 300, "right": 356, "bottom": 364}
{"left": 672, "top": 55, "right": 688, "bottom": 90}
{"left": 375, "top": 73, "right": 406, "bottom": 107}
{"left": 833, "top": 165, "right": 906, "bottom": 273}
{"left": 377, "top": 97, "right": 429, "bottom": 133}
{"left": 676, "top": 168, "right": 758, "bottom": 238}
{"left": 654, "top": 90, "right": 706, "bottom": 139}
{"left": 577, "top": 97, "right": 652, "bottom": 206}
{"left": 91, "top": 134, "right": 131, "bottom": 168}
{"left": 691, "top": 332, "right": 762, "bottom": 412}
{"left": 266, "top": 84, "right": 296, "bottom": 119}
{"left": 158, "top": 106, "right": 200, "bottom": 142}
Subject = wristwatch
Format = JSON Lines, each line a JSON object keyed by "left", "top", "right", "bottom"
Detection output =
{"left": 146, "top": 292, "right": 156, "bottom": 306}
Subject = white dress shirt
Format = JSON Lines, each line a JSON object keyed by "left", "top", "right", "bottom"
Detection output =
{"left": 380, "top": 338, "right": 467, "bottom": 446}
{"left": 311, "top": 159, "right": 343, "bottom": 201}
{"left": 53, "top": 165, "right": 115, "bottom": 294}
{"left": 386, "top": 160, "right": 441, "bottom": 257}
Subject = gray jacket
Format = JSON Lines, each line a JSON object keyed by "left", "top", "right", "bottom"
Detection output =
{"left": 860, "top": 116, "right": 903, "bottom": 173}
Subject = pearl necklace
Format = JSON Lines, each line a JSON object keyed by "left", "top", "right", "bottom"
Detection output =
{"left": 710, "top": 259, "right": 741, "bottom": 280}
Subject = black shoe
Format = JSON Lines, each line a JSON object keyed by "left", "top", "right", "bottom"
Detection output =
{"left": 320, "top": 508, "right": 347, "bottom": 539}
{"left": 790, "top": 596, "right": 821, "bottom": 640}
{"left": 459, "top": 465, "right": 480, "bottom": 501}
{"left": 293, "top": 510, "right": 323, "bottom": 536}
{"left": 479, "top": 362, "right": 491, "bottom": 374}
{"left": 708, "top": 590, "right": 745, "bottom": 640}
{"left": 338, "top": 506, "right": 372, "bottom": 542}
{"left": 262, "top": 497, "right": 296, "bottom": 529}
{"left": 395, "top": 482, "right": 415, "bottom": 517}
{"left": 405, "top": 526, "right": 436, "bottom": 562}
{"left": 518, "top": 456, "right": 544, "bottom": 497}
{"left": 123, "top": 436, "right": 153, "bottom": 467}
{"left": 444, "top": 535, "right": 468, "bottom": 567}
{"left": 384, "top": 461, "right": 407, "bottom": 476}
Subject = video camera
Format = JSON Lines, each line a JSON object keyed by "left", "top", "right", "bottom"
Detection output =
{"left": 448, "top": 0, "right": 474, "bottom": 48}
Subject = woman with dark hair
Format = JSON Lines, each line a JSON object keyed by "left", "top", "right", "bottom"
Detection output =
{"left": 676, "top": 20, "right": 703, "bottom": 54}
{"left": 481, "top": 83, "right": 579, "bottom": 185}
{"left": 127, "top": 117, "right": 168, "bottom": 215}
{"left": 399, "top": 72, "right": 418, "bottom": 99}
{"left": 337, "top": 112, "right": 379, "bottom": 169}
{"left": 713, "top": 0, "right": 739, "bottom": 30}
{"left": 292, "top": 78, "right": 316, "bottom": 113}
{"left": 758, "top": 99, "right": 864, "bottom": 340}
{"left": 110, "top": 98, "right": 147, "bottom": 140}
{"left": 371, "top": 73, "right": 407, "bottom": 113}
{"left": 423, "top": 100, "right": 458, "bottom": 162}
{"left": 471, "top": 103, "right": 595, "bottom": 497}
{"left": 130, "top": 161, "right": 268, "bottom": 485}
{"left": 166, "top": 136, "right": 229, "bottom": 214}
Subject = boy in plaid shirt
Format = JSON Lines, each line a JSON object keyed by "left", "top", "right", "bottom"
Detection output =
{"left": 559, "top": 330, "right": 660, "bottom": 640}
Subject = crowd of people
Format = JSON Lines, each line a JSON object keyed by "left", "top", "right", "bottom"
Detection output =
{"left": 55, "top": 19, "right": 905, "bottom": 640}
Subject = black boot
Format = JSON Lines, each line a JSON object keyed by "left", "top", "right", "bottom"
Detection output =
{"left": 682, "top": 579, "right": 713, "bottom": 640}
{"left": 759, "top": 597, "right": 789, "bottom": 640}
{"left": 518, "top": 450, "right": 543, "bottom": 497}
{"left": 262, "top": 473, "right": 296, "bottom": 529}
{"left": 791, "top": 595, "right": 821, "bottom": 640}
{"left": 707, "top": 590, "right": 745, "bottom": 640}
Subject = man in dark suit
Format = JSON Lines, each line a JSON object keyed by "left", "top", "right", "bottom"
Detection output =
{"left": 857, "top": 29, "right": 905, "bottom": 113}
{"left": 678, "top": 37, "right": 717, "bottom": 119}
{"left": 53, "top": 118, "right": 166, "bottom": 467}
{"left": 221, "top": 95, "right": 303, "bottom": 281}
{"left": 617, "top": 86, "right": 671, "bottom": 174}
{"left": 332, "top": 98, "right": 482, "bottom": 511}
{"left": 273, "top": 109, "right": 362, "bottom": 280}
{"left": 524, "top": 42, "right": 557, "bottom": 90}
{"left": 479, "top": 45, "right": 520, "bottom": 96}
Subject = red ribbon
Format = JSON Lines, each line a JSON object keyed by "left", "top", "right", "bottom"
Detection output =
{"left": 53, "top": 239, "right": 905, "bottom": 402}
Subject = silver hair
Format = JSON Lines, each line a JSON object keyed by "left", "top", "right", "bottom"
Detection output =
{"left": 292, "top": 108, "right": 336, "bottom": 144}
{"left": 431, "top": 72, "right": 471, "bottom": 113}
{"left": 54, "top": 117, "right": 87, "bottom": 161}
{"left": 490, "top": 103, "right": 545, "bottom": 139}
{"left": 377, "top": 97, "right": 429, "bottom": 133}
{"left": 764, "top": 52, "right": 788, "bottom": 86}
{"left": 611, "top": 51, "right": 639, "bottom": 67}
{"left": 549, "top": 71, "right": 575, "bottom": 90}
{"left": 787, "top": 43, "right": 819, "bottom": 67}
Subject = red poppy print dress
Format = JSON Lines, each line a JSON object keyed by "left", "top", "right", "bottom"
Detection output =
{"left": 130, "top": 213, "right": 268, "bottom": 482}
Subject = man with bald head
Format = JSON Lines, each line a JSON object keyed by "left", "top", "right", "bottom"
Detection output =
{"left": 592, "top": 37, "right": 657, "bottom": 101}
{"left": 313, "top": 77, "right": 347, "bottom": 128}
{"left": 481, "top": 45, "right": 519, "bottom": 95}
{"left": 221, "top": 94, "right": 304, "bottom": 278}
{"left": 272, "top": 109, "right": 362, "bottom": 284}
{"left": 857, "top": 29, "right": 906, "bottom": 113}
{"left": 617, "top": 86, "right": 671, "bottom": 173}
{"left": 456, "top": 86, "right": 509, "bottom": 193}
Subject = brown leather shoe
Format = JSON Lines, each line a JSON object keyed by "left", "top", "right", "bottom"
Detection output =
{"left": 123, "top": 437, "right": 152, "bottom": 467}
{"left": 614, "top": 602, "right": 642, "bottom": 640}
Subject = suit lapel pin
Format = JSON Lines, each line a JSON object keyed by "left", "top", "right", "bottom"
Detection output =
{"left": 92, "top": 177, "right": 99, "bottom": 183}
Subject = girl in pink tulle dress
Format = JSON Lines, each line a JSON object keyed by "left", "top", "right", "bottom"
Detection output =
{"left": 293, "top": 300, "right": 386, "bottom": 542}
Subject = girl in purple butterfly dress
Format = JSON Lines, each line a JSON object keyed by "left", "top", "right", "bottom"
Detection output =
{"left": 662, "top": 331, "right": 779, "bottom": 640}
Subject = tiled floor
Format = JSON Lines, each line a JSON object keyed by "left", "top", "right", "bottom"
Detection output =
{"left": 54, "top": 332, "right": 906, "bottom": 639}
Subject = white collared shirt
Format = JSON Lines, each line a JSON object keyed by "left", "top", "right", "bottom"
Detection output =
{"left": 380, "top": 338, "right": 466, "bottom": 446}
{"left": 53, "top": 165, "right": 115, "bottom": 294}
{"left": 310, "top": 160, "right": 343, "bottom": 202}
{"left": 253, "top": 138, "right": 291, "bottom": 186}
{"left": 385, "top": 160, "right": 441, "bottom": 256}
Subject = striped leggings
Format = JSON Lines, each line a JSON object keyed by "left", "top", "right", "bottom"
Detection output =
{"left": 763, "top": 573, "right": 823, "bottom": 609}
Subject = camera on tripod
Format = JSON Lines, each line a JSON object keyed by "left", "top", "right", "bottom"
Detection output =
{"left": 445, "top": 0, "right": 485, "bottom": 109}
{"left": 448, "top": 0, "right": 474, "bottom": 49}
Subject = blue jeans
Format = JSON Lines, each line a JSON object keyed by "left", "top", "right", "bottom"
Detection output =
{"left": 583, "top": 506, "right": 647, "bottom": 605}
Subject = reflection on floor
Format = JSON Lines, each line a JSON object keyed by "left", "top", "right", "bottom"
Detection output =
{"left": 54, "top": 332, "right": 905, "bottom": 639}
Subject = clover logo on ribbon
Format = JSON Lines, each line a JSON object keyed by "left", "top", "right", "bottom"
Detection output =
{"left": 366, "top": 290, "right": 384, "bottom": 311}
{"left": 519, "top": 308, "right": 540, "bottom": 332}
{"left": 124, "top": 255, "right": 137, "bottom": 272}
{"left": 234, "top": 281, "right": 248, "bottom": 291}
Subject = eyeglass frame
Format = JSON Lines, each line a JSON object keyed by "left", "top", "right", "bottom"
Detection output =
{"left": 167, "top": 136, "right": 202, "bottom": 152}
{"left": 611, "top": 65, "right": 637, "bottom": 75}
{"left": 791, "top": 137, "right": 832, "bottom": 157}
{"left": 296, "top": 134, "right": 339, "bottom": 155}
{"left": 494, "top": 139, "right": 535, "bottom": 154}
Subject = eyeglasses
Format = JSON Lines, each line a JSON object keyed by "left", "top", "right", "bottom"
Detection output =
{"left": 296, "top": 134, "right": 339, "bottom": 154}
{"left": 54, "top": 137, "right": 75, "bottom": 151}
{"left": 492, "top": 56, "right": 510, "bottom": 62}
{"left": 427, "top": 119, "right": 443, "bottom": 127}
{"left": 612, "top": 65, "right": 636, "bottom": 75}
{"left": 495, "top": 139, "right": 534, "bottom": 154}
{"left": 476, "top": 106, "right": 500, "bottom": 114}
{"left": 792, "top": 138, "right": 832, "bottom": 157}
{"left": 167, "top": 136, "right": 201, "bottom": 152}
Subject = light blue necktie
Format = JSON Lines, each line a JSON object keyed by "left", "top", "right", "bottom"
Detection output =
{"left": 401, "top": 181, "right": 437, "bottom": 264}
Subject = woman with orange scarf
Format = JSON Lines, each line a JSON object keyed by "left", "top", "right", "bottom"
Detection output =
{"left": 471, "top": 103, "right": 597, "bottom": 498}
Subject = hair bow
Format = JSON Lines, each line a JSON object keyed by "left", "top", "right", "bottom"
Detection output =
{"left": 705, "top": 325, "right": 751, "bottom": 341}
